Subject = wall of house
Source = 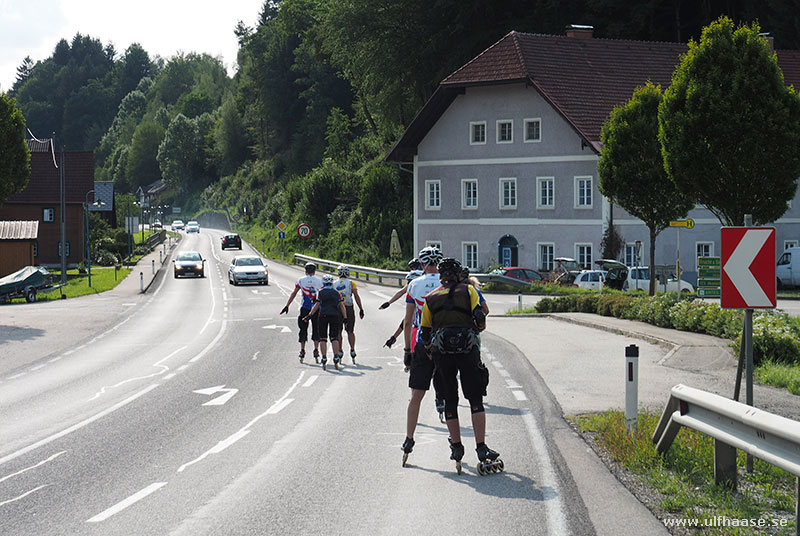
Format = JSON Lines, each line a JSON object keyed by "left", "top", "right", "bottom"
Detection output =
{"left": 0, "top": 241, "right": 34, "bottom": 277}
{"left": 0, "top": 204, "right": 85, "bottom": 266}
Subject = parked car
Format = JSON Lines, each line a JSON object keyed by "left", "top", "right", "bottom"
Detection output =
{"left": 152, "top": 220, "right": 163, "bottom": 230}
{"left": 624, "top": 265, "right": 694, "bottom": 293}
{"left": 776, "top": 247, "right": 800, "bottom": 288}
{"left": 553, "top": 257, "right": 582, "bottom": 285}
{"left": 572, "top": 270, "right": 605, "bottom": 290}
{"left": 489, "top": 266, "right": 544, "bottom": 282}
{"left": 221, "top": 234, "right": 242, "bottom": 250}
{"left": 228, "top": 256, "right": 268, "bottom": 285}
{"left": 173, "top": 251, "right": 205, "bottom": 278}
{"left": 171, "top": 220, "right": 185, "bottom": 231}
{"left": 186, "top": 221, "right": 200, "bottom": 233}
{"left": 595, "top": 259, "right": 629, "bottom": 291}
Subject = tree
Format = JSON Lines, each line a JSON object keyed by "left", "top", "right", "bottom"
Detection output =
{"left": 659, "top": 17, "right": 800, "bottom": 226}
{"left": 0, "top": 93, "right": 30, "bottom": 205}
{"left": 157, "top": 114, "right": 200, "bottom": 193}
{"left": 126, "top": 120, "right": 165, "bottom": 191}
{"left": 598, "top": 83, "right": 693, "bottom": 295}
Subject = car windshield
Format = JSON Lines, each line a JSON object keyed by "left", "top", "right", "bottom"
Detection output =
{"left": 236, "top": 257, "right": 262, "bottom": 266}
{"left": 177, "top": 252, "right": 201, "bottom": 262}
{"left": 633, "top": 268, "right": 650, "bottom": 279}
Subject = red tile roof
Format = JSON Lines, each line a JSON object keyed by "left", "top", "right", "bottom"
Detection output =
{"left": 387, "top": 30, "right": 800, "bottom": 161}
{"left": 0, "top": 220, "right": 38, "bottom": 240}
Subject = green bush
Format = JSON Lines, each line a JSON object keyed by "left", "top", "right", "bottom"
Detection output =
{"left": 596, "top": 294, "right": 635, "bottom": 317}
{"left": 733, "top": 312, "right": 800, "bottom": 365}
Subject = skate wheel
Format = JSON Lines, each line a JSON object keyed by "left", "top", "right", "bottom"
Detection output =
{"left": 491, "top": 463, "right": 499, "bottom": 473}
{"left": 497, "top": 459, "right": 504, "bottom": 472}
{"left": 402, "top": 453, "right": 408, "bottom": 467}
{"left": 477, "top": 463, "right": 485, "bottom": 476}
{"left": 456, "top": 461, "right": 462, "bottom": 475}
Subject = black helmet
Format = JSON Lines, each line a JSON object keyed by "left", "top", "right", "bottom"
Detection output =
{"left": 460, "top": 266, "right": 470, "bottom": 279}
{"left": 408, "top": 258, "right": 422, "bottom": 271}
{"left": 438, "top": 257, "right": 462, "bottom": 285}
{"left": 304, "top": 262, "right": 316, "bottom": 274}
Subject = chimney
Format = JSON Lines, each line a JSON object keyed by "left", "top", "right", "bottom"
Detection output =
{"left": 566, "top": 24, "right": 594, "bottom": 39}
{"left": 759, "top": 32, "right": 775, "bottom": 52}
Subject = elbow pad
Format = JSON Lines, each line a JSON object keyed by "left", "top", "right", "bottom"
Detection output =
{"left": 420, "top": 327, "right": 432, "bottom": 345}
{"left": 472, "top": 309, "right": 486, "bottom": 332}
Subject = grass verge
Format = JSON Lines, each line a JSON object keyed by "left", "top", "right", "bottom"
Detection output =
{"left": 5, "top": 267, "right": 132, "bottom": 303}
{"left": 571, "top": 410, "right": 795, "bottom": 535}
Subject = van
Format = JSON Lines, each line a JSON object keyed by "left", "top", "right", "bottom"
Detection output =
{"left": 776, "top": 247, "right": 800, "bottom": 288}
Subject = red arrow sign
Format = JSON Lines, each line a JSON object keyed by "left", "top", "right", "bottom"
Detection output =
{"left": 721, "top": 227, "right": 776, "bottom": 309}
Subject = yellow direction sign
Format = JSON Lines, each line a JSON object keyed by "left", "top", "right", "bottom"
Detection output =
{"left": 669, "top": 218, "right": 695, "bottom": 229}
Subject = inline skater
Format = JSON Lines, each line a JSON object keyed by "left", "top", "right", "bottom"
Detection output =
{"left": 379, "top": 258, "right": 423, "bottom": 310}
{"left": 419, "top": 257, "right": 502, "bottom": 475}
{"left": 280, "top": 262, "right": 323, "bottom": 363}
{"left": 401, "top": 246, "right": 444, "bottom": 465}
{"left": 383, "top": 270, "right": 423, "bottom": 349}
{"left": 305, "top": 274, "right": 346, "bottom": 370}
{"left": 334, "top": 265, "right": 364, "bottom": 363}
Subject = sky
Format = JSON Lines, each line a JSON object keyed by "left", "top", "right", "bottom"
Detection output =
{"left": 0, "top": 0, "right": 266, "bottom": 92}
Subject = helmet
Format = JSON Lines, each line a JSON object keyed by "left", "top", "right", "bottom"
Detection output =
{"left": 322, "top": 274, "right": 334, "bottom": 285}
{"left": 438, "top": 257, "right": 462, "bottom": 285}
{"left": 418, "top": 246, "right": 442, "bottom": 267}
{"left": 460, "top": 266, "right": 470, "bottom": 279}
{"left": 407, "top": 258, "right": 422, "bottom": 271}
{"left": 405, "top": 269, "right": 423, "bottom": 281}
{"left": 304, "top": 262, "right": 316, "bottom": 274}
{"left": 337, "top": 265, "right": 350, "bottom": 277}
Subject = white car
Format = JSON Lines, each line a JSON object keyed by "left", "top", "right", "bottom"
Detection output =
{"left": 228, "top": 256, "right": 268, "bottom": 285}
{"left": 572, "top": 270, "right": 605, "bottom": 290}
{"left": 624, "top": 266, "right": 694, "bottom": 293}
{"left": 171, "top": 220, "right": 185, "bottom": 231}
{"left": 186, "top": 221, "right": 200, "bottom": 233}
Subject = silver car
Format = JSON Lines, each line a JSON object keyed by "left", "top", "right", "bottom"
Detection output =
{"left": 228, "top": 256, "right": 268, "bottom": 285}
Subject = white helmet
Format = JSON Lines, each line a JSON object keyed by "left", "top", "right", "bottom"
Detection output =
{"left": 418, "top": 246, "right": 442, "bottom": 267}
{"left": 322, "top": 274, "right": 334, "bottom": 285}
{"left": 337, "top": 265, "right": 350, "bottom": 277}
{"left": 405, "top": 270, "right": 423, "bottom": 281}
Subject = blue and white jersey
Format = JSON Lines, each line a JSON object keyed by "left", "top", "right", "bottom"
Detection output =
{"left": 405, "top": 273, "right": 440, "bottom": 329}
{"left": 334, "top": 278, "right": 358, "bottom": 306}
{"left": 296, "top": 275, "right": 323, "bottom": 309}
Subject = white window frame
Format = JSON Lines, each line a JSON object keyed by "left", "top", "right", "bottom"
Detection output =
{"left": 496, "top": 119, "right": 513, "bottom": 144}
{"left": 524, "top": 118, "right": 542, "bottom": 143}
{"left": 575, "top": 243, "right": 593, "bottom": 269}
{"left": 461, "top": 179, "right": 478, "bottom": 210}
{"left": 462, "top": 242, "right": 479, "bottom": 271}
{"left": 425, "top": 240, "right": 442, "bottom": 250}
{"left": 425, "top": 180, "right": 441, "bottom": 211}
{"left": 499, "top": 178, "right": 517, "bottom": 210}
{"left": 695, "top": 241, "right": 714, "bottom": 268}
{"left": 785, "top": 240, "right": 799, "bottom": 250}
{"left": 43, "top": 207, "right": 55, "bottom": 222}
{"left": 624, "top": 243, "right": 637, "bottom": 267}
{"left": 574, "top": 176, "right": 593, "bottom": 209}
{"left": 536, "top": 176, "right": 554, "bottom": 209}
{"left": 538, "top": 242, "right": 555, "bottom": 272}
{"left": 470, "top": 121, "right": 487, "bottom": 145}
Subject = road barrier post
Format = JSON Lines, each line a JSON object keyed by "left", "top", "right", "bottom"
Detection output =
{"left": 625, "top": 344, "right": 639, "bottom": 436}
{"left": 518, "top": 292, "right": 522, "bottom": 311}
{"left": 151, "top": 259, "right": 155, "bottom": 274}
{"left": 159, "top": 251, "right": 163, "bottom": 264}
{"left": 140, "top": 272, "right": 143, "bottom": 292}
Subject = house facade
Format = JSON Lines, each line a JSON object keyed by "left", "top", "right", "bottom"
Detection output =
{"left": 386, "top": 28, "right": 800, "bottom": 283}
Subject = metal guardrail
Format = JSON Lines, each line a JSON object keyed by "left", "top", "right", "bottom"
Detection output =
{"left": 291, "top": 254, "right": 532, "bottom": 289}
{"left": 653, "top": 384, "right": 800, "bottom": 529}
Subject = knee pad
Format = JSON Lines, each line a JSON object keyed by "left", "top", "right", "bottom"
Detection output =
{"left": 469, "top": 399, "right": 485, "bottom": 414}
{"left": 444, "top": 400, "right": 459, "bottom": 420}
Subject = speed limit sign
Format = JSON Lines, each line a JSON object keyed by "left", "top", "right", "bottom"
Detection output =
{"left": 297, "top": 223, "right": 312, "bottom": 239}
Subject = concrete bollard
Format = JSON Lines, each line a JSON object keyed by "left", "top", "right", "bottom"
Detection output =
{"left": 518, "top": 292, "right": 522, "bottom": 311}
{"left": 151, "top": 259, "right": 155, "bottom": 274}
{"left": 140, "top": 272, "right": 144, "bottom": 292}
{"left": 625, "top": 344, "right": 639, "bottom": 436}
{"left": 159, "top": 251, "right": 163, "bottom": 264}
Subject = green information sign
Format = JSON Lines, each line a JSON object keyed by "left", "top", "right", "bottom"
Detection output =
{"left": 697, "top": 279, "right": 721, "bottom": 288}
{"left": 698, "top": 267, "right": 721, "bottom": 279}
{"left": 698, "top": 288, "right": 721, "bottom": 297}
{"left": 697, "top": 256, "right": 721, "bottom": 267}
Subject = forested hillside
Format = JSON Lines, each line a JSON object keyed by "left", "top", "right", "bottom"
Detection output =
{"left": 8, "top": 0, "right": 800, "bottom": 265}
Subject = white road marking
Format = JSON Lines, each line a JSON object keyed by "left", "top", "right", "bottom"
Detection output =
{"left": 193, "top": 385, "right": 239, "bottom": 406}
{"left": 520, "top": 409, "right": 569, "bottom": 535}
{"left": 0, "top": 451, "right": 66, "bottom": 484}
{"left": 86, "top": 482, "right": 167, "bottom": 523}
{"left": 6, "top": 373, "right": 26, "bottom": 380}
{"left": 302, "top": 375, "right": 318, "bottom": 387}
{"left": 164, "top": 373, "right": 176, "bottom": 380}
{"left": 266, "top": 399, "right": 293, "bottom": 414}
{"left": 0, "top": 485, "right": 50, "bottom": 507}
{"left": 498, "top": 369, "right": 510, "bottom": 377}
{"left": 505, "top": 379, "right": 522, "bottom": 389}
{"left": 512, "top": 390, "right": 528, "bottom": 401}
{"left": 177, "top": 431, "right": 250, "bottom": 473}
{"left": 48, "top": 357, "right": 62, "bottom": 363}
{"left": 29, "top": 364, "right": 46, "bottom": 372}
{"left": 252, "top": 351, "right": 260, "bottom": 361}
{"left": 0, "top": 385, "right": 159, "bottom": 468}
{"left": 491, "top": 361, "right": 504, "bottom": 369}
{"left": 88, "top": 346, "right": 186, "bottom": 401}
{"left": 263, "top": 324, "right": 291, "bottom": 333}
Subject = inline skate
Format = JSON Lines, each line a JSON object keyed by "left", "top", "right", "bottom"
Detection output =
{"left": 321, "top": 355, "right": 327, "bottom": 371}
{"left": 350, "top": 349, "right": 357, "bottom": 364}
{"left": 401, "top": 437, "right": 415, "bottom": 467}
{"left": 449, "top": 439, "right": 465, "bottom": 475}
{"left": 476, "top": 443, "right": 504, "bottom": 475}
{"left": 313, "top": 349, "right": 320, "bottom": 364}
{"left": 333, "top": 353, "right": 340, "bottom": 370}
{"left": 299, "top": 349, "right": 305, "bottom": 363}
{"left": 435, "top": 398, "right": 445, "bottom": 423}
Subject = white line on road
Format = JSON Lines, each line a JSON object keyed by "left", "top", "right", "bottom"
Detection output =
{"left": 498, "top": 369, "right": 510, "bottom": 377}
{"left": 505, "top": 379, "right": 522, "bottom": 389}
{"left": 512, "top": 390, "right": 528, "bottom": 401}
{"left": 0, "top": 485, "right": 50, "bottom": 507}
{"left": 0, "top": 385, "right": 159, "bottom": 468}
{"left": 86, "top": 482, "right": 167, "bottom": 523}
{"left": 266, "top": 399, "right": 293, "bottom": 414}
{"left": 48, "top": 357, "right": 62, "bottom": 363}
{"left": 0, "top": 451, "right": 66, "bottom": 484}
{"left": 302, "top": 375, "right": 318, "bottom": 387}
{"left": 177, "top": 431, "right": 251, "bottom": 473}
{"left": 29, "top": 364, "right": 46, "bottom": 372}
{"left": 88, "top": 346, "right": 187, "bottom": 401}
{"left": 252, "top": 351, "right": 260, "bottom": 361}
{"left": 6, "top": 373, "right": 26, "bottom": 380}
{"left": 520, "top": 409, "right": 569, "bottom": 535}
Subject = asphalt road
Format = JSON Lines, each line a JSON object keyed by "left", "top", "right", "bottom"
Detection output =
{"left": 0, "top": 229, "right": 605, "bottom": 536}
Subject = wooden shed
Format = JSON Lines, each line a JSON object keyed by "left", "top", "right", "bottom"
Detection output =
{"left": 0, "top": 221, "right": 39, "bottom": 277}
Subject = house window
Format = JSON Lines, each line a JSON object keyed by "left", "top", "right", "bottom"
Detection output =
{"left": 425, "top": 180, "right": 441, "bottom": 210}
{"left": 463, "top": 242, "right": 479, "bottom": 271}
{"left": 496, "top": 120, "right": 513, "bottom": 143}
{"left": 43, "top": 208, "right": 55, "bottom": 222}
{"left": 524, "top": 118, "right": 541, "bottom": 142}
{"left": 576, "top": 243, "right": 592, "bottom": 269}
{"left": 470, "top": 121, "right": 486, "bottom": 145}
{"left": 462, "top": 179, "right": 478, "bottom": 209}
{"left": 499, "top": 178, "right": 517, "bottom": 209}
{"left": 785, "top": 240, "right": 798, "bottom": 250}
{"left": 575, "top": 176, "right": 593, "bottom": 208}
{"left": 538, "top": 243, "right": 554, "bottom": 272}
{"left": 624, "top": 243, "right": 638, "bottom": 266}
{"left": 537, "top": 177, "right": 554, "bottom": 209}
{"left": 426, "top": 240, "right": 442, "bottom": 250}
{"left": 696, "top": 242, "right": 714, "bottom": 268}
{"left": 33, "top": 241, "right": 38, "bottom": 258}
{"left": 58, "top": 241, "right": 71, "bottom": 258}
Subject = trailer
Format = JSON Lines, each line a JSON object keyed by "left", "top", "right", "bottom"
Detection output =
{"left": 0, "top": 266, "right": 55, "bottom": 303}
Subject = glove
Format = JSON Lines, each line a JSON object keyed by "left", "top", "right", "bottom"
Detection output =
{"left": 379, "top": 302, "right": 390, "bottom": 310}
{"left": 359, "top": 309, "right": 365, "bottom": 319}
{"left": 303, "top": 315, "right": 310, "bottom": 322}
{"left": 403, "top": 349, "right": 413, "bottom": 368}
{"left": 384, "top": 335, "right": 397, "bottom": 348}
{"left": 280, "top": 306, "right": 289, "bottom": 315}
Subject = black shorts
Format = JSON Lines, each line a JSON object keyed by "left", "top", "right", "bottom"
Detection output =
{"left": 433, "top": 346, "right": 484, "bottom": 401}
{"left": 342, "top": 305, "right": 356, "bottom": 333}
{"left": 408, "top": 343, "right": 436, "bottom": 391}
{"left": 298, "top": 307, "right": 319, "bottom": 343}
{"left": 317, "top": 314, "right": 342, "bottom": 341}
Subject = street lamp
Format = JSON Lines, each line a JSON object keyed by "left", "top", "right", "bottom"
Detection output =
{"left": 85, "top": 189, "right": 106, "bottom": 288}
